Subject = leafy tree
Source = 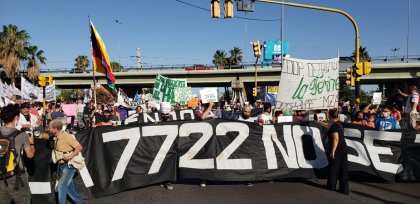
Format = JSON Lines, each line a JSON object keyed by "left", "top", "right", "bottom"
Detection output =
{"left": 74, "top": 55, "right": 90, "bottom": 72}
{"left": 0, "top": 24, "right": 30, "bottom": 84}
{"left": 58, "top": 89, "right": 77, "bottom": 102}
{"left": 351, "top": 46, "right": 370, "bottom": 62}
{"left": 212, "top": 50, "right": 227, "bottom": 69}
{"left": 25, "top": 45, "right": 46, "bottom": 83}
{"left": 229, "top": 47, "right": 243, "bottom": 65}
{"left": 95, "top": 86, "right": 116, "bottom": 104}
{"left": 111, "top": 61, "right": 123, "bottom": 72}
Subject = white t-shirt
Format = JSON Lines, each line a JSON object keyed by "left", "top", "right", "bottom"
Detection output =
{"left": 238, "top": 115, "right": 255, "bottom": 122}
{"left": 404, "top": 92, "right": 419, "bottom": 114}
{"left": 257, "top": 114, "right": 272, "bottom": 124}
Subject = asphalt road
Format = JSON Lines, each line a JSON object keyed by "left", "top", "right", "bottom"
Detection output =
{"left": 84, "top": 179, "right": 420, "bottom": 204}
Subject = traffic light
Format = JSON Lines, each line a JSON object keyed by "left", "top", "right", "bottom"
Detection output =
{"left": 211, "top": 0, "right": 221, "bottom": 18}
{"left": 38, "top": 76, "right": 46, "bottom": 87}
{"left": 345, "top": 67, "right": 355, "bottom": 87}
{"left": 355, "top": 61, "right": 371, "bottom": 76}
{"left": 38, "top": 74, "right": 53, "bottom": 87}
{"left": 45, "top": 74, "right": 53, "bottom": 86}
{"left": 252, "top": 87, "right": 257, "bottom": 97}
{"left": 224, "top": 0, "right": 234, "bottom": 18}
{"left": 253, "top": 41, "right": 261, "bottom": 58}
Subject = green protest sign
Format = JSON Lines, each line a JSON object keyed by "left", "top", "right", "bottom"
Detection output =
{"left": 153, "top": 74, "right": 187, "bottom": 104}
{"left": 174, "top": 87, "right": 192, "bottom": 104}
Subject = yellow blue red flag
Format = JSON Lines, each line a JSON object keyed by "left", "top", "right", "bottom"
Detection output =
{"left": 89, "top": 20, "right": 116, "bottom": 91}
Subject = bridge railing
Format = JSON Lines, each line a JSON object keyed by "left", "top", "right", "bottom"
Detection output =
{"left": 35, "top": 55, "right": 420, "bottom": 74}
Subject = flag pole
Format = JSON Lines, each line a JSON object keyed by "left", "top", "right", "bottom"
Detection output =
{"left": 88, "top": 16, "right": 97, "bottom": 105}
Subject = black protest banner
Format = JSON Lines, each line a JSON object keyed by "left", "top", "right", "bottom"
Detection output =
{"left": 28, "top": 120, "right": 420, "bottom": 201}
{"left": 124, "top": 109, "right": 196, "bottom": 124}
{"left": 27, "top": 139, "right": 55, "bottom": 204}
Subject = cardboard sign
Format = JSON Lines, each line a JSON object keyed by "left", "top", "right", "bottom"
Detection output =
{"left": 187, "top": 98, "right": 199, "bottom": 108}
{"left": 174, "top": 87, "right": 192, "bottom": 103}
{"left": 276, "top": 57, "right": 339, "bottom": 110}
{"left": 153, "top": 74, "right": 187, "bottom": 104}
{"left": 373, "top": 92, "right": 382, "bottom": 105}
{"left": 160, "top": 102, "right": 171, "bottom": 114}
{"left": 200, "top": 88, "right": 218, "bottom": 104}
{"left": 277, "top": 116, "right": 293, "bottom": 123}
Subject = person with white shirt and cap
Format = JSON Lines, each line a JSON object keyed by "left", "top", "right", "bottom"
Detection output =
{"left": 16, "top": 102, "right": 40, "bottom": 134}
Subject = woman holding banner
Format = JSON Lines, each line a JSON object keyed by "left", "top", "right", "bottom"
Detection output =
{"left": 316, "top": 108, "right": 349, "bottom": 195}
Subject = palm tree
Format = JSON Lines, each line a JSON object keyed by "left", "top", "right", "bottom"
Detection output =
{"left": 111, "top": 61, "right": 123, "bottom": 72}
{"left": 212, "top": 50, "right": 227, "bottom": 69}
{"left": 25, "top": 45, "right": 46, "bottom": 83}
{"left": 229, "top": 47, "right": 243, "bottom": 65}
{"left": 74, "top": 55, "right": 90, "bottom": 72}
{"left": 0, "top": 24, "right": 30, "bottom": 84}
{"left": 351, "top": 46, "right": 370, "bottom": 62}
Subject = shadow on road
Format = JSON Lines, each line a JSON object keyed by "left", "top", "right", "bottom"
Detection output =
{"left": 351, "top": 190, "right": 406, "bottom": 204}
{"left": 358, "top": 182, "right": 420, "bottom": 200}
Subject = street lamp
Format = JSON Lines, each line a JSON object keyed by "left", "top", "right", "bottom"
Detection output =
{"left": 115, "top": 19, "right": 123, "bottom": 65}
{"left": 390, "top": 48, "right": 400, "bottom": 62}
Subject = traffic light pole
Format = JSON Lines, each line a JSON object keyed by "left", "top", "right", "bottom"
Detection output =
{"left": 42, "top": 86, "right": 46, "bottom": 129}
{"left": 254, "top": 56, "right": 259, "bottom": 96}
{"left": 255, "top": 0, "right": 361, "bottom": 104}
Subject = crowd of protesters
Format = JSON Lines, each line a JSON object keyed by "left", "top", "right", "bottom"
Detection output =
{"left": 0, "top": 85, "right": 418, "bottom": 202}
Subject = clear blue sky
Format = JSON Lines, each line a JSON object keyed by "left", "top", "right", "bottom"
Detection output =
{"left": 1, "top": 0, "right": 419, "bottom": 69}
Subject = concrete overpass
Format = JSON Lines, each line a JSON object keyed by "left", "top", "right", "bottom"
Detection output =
{"left": 51, "top": 63, "right": 420, "bottom": 89}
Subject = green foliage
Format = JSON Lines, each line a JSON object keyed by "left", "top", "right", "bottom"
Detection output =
{"left": 351, "top": 46, "right": 371, "bottom": 62}
{"left": 0, "top": 24, "right": 30, "bottom": 82}
{"left": 74, "top": 55, "right": 90, "bottom": 71}
{"left": 111, "top": 61, "right": 123, "bottom": 72}
{"left": 58, "top": 89, "right": 77, "bottom": 102}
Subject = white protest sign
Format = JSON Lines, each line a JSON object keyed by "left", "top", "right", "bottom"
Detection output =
{"left": 21, "top": 76, "right": 41, "bottom": 100}
{"left": 373, "top": 92, "right": 382, "bottom": 105}
{"left": 276, "top": 57, "right": 339, "bottom": 110}
{"left": 200, "top": 88, "right": 218, "bottom": 104}
{"left": 277, "top": 116, "right": 293, "bottom": 123}
{"left": 2, "top": 83, "right": 14, "bottom": 99}
{"left": 148, "top": 100, "right": 157, "bottom": 108}
{"left": 174, "top": 87, "right": 192, "bottom": 103}
{"left": 117, "top": 88, "right": 131, "bottom": 107}
{"left": 35, "top": 81, "right": 56, "bottom": 102}
{"left": 160, "top": 102, "right": 171, "bottom": 114}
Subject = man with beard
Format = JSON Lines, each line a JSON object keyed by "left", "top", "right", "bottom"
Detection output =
{"left": 238, "top": 105, "right": 254, "bottom": 122}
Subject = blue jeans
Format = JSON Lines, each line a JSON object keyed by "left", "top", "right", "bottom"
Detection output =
{"left": 57, "top": 164, "right": 83, "bottom": 204}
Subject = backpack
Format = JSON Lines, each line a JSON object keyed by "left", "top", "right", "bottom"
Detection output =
{"left": 0, "top": 130, "right": 22, "bottom": 179}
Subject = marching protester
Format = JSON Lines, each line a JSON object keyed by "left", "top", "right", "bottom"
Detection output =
{"left": 351, "top": 111, "right": 368, "bottom": 126}
{"left": 82, "top": 101, "right": 94, "bottom": 128}
{"left": 195, "top": 101, "right": 215, "bottom": 187}
{"left": 0, "top": 104, "right": 36, "bottom": 204}
{"left": 159, "top": 103, "right": 175, "bottom": 190}
{"left": 316, "top": 108, "right": 349, "bottom": 195}
{"left": 50, "top": 104, "right": 66, "bottom": 121}
{"left": 76, "top": 100, "right": 85, "bottom": 129}
{"left": 49, "top": 119, "right": 84, "bottom": 204}
{"left": 92, "top": 110, "right": 115, "bottom": 127}
{"left": 16, "top": 102, "right": 40, "bottom": 133}
{"left": 375, "top": 105, "right": 400, "bottom": 131}
{"left": 257, "top": 103, "right": 273, "bottom": 125}
{"left": 196, "top": 101, "right": 215, "bottom": 121}
{"left": 397, "top": 86, "right": 419, "bottom": 130}
{"left": 111, "top": 104, "right": 121, "bottom": 123}
{"left": 238, "top": 105, "right": 254, "bottom": 122}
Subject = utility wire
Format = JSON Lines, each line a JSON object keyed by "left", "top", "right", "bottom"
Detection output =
{"left": 175, "top": 0, "right": 281, "bottom": 22}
